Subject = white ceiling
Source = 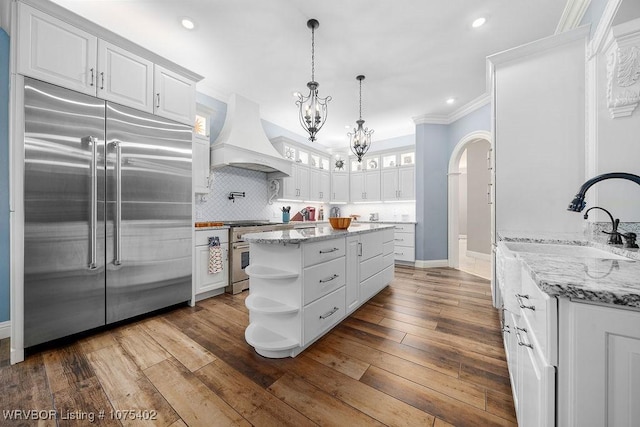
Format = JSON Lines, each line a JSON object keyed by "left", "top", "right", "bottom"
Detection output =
{"left": 51, "top": 0, "right": 568, "bottom": 149}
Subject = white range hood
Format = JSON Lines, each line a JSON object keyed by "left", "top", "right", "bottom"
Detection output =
{"left": 210, "top": 94, "right": 291, "bottom": 178}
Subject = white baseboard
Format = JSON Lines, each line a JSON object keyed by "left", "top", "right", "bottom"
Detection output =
{"left": 0, "top": 321, "right": 10, "bottom": 340}
{"left": 466, "top": 250, "right": 492, "bottom": 261}
{"left": 415, "top": 259, "right": 449, "bottom": 268}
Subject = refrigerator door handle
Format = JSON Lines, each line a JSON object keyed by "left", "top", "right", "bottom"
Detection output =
{"left": 111, "top": 140, "right": 123, "bottom": 266}
{"left": 82, "top": 136, "right": 98, "bottom": 270}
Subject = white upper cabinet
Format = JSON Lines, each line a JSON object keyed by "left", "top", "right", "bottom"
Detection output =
{"left": 154, "top": 65, "right": 196, "bottom": 125}
{"left": 331, "top": 172, "right": 349, "bottom": 203}
{"left": 16, "top": 2, "right": 199, "bottom": 125}
{"left": 18, "top": 2, "right": 97, "bottom": 95}
{"left": 97, "top": 40, "right": 153, "bottom": 113}
{"left": 381, "top": 149, "right": 415, "bottom": 201}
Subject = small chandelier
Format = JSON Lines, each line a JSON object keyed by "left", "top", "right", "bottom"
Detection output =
{"left": 296, "top": 19, "right": 331, "bottom": 142}
{"left": 348, "top": 75, "right": 373, "bottom": 162}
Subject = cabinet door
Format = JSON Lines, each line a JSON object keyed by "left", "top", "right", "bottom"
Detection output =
{"left": 517, "top": 340, "right": 555, "bottom": 427}
{"left": 350, "top": 173, "right": 365, "bottom": 202}
{"left": 364, "top": 170, "right": 381, "bottom": 201}
{"left": 381, "top": 168, "right": 399, "bottom": 200}
{"left": 281, "top": 164, "right": 298, "bottom": 199}
{"left": 319, "top": 171, "right": 330, "bottom": 201}
{"left": 331, "top": 172, "right": 349, "bottom": 202}
{"left": 195, "top": 246, "right": 228, "bottom": 294}
{"left": 309, "top": 168, "right": 320, "bottom": 201}
{"left": 97, "top": 40, "right": 153, "bottom": 112}
{"left": 398, "top": 166, "right": 415, "bottom": 200}
{"left": 297, "top": 165, "right": 310, "bottom": 200}
{"left": 18, "top": 2, "right": 97, "bottom": 95}
{"left": 345, "top": 236, "right": 360, "bottom": 314}
{"left": 154, "top": 65, "right": 196, "bottom": 125}
{"left": 192, "top": 138, "right": 210, "bottom": 194}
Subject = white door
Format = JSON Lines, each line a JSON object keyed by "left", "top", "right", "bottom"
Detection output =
{"left": 154, "top": 65, "right": 196, "bottom": 125}
{"left": 192, "top": 138, "right": 210, "bottom": 194}
{"left": 345, "top": 236, "right": 360, "bottom": 314}
{"left": 381, "top": 168, "right": 398, "bottom": 200}
{"left": 18, "top": 2, "right": 97, "bottom": 95}
{"left": 517, "top": 330, "right": 555, "bottom": 427}
{"left": 97, "top": 40, "right": 153, "bottom": 113}
{"left": 350, "top": 173, "right": 365, "bottom": 202}
{"left": 195, "top": 246, "right": 228, "bottom": 294}
{"left": 398, "top": 166, "right": 415, "bottom": 200}
{"left": 297, "top": 165, "right": 310, "bottom": 201}
{"left": 364, "top": 171, "right": 381, "bottom": 201}
{"left": 331, "top": 172, "right": 349, "bottom": 202}
{"left": 319, "top": 171, "right": 330, "bottom": 201}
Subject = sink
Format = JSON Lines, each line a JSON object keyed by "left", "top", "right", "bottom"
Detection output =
{"left": 502, "top": 242, "right": 628, "bottom": 260}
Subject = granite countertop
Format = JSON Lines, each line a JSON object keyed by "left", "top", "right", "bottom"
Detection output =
{"left": 500, "top": 233, "right": 640, "bottom": 308}
{"left": 194, "top": 226, "right": 230, "bottom": 230}
{"left": 243, "top": 223, "right": 395, "bottom": 244}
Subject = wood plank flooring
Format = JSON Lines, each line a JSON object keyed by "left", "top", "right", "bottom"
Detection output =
{"left": 0, "top": 267, "right": 516, "bottom": 426}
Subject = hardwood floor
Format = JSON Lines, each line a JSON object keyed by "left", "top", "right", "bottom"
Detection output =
{"left": 0, "top": 267, "right": 516, "bottom": 426}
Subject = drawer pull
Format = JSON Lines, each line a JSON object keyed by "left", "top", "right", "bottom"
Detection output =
{"left": 395, "top": 252, "right": 404, "bottom": 255}
{"left": 319, "top": 274, "right": 339, "bottom": 283}
{"left": 319, "top": 306, "right": 339, "bottom": 319}
{"left": 394, "top": 238, "right": 404, "bottom": 242}
{"left": 319, "top": 247, "right": 339, "bottom": 254}
{"left": 515, "top": 329, "right": 533, "bottom": 349}
{"left": 516, "top": 294, "right": 536, "bottom": 311}
{"left": 395, "top": 227, "right": 403, "bottom": 230}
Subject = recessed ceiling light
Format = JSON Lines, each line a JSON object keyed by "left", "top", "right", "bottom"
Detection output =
{"left": 446, "top": 98, "right": 456, "bottom": 105}
{"left": 472, "top": 17, "right": 486, "bottom": 28}
{"left": 181, "top": 18, "right": 195, "bottom": 30}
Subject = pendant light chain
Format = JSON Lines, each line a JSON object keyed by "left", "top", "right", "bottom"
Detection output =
{"left": 359, "top": 77, "right": 363, "bottom": 120}
{"left": 311, "top": 24, "right": 315, "bottom": 82}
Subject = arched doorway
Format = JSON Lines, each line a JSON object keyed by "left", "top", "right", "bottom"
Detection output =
{"left": 447, "top": 130, "right": 492, "bottom": 273}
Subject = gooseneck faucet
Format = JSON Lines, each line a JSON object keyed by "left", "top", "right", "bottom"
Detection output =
{"left": 583, "top": 206, "right": 622, "bottom": 245}
{"left": 568, "top": 172, "right": 640, "bottom": 212}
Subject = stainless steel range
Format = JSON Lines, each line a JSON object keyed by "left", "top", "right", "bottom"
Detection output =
{"left": 225, "top": 221, "right": 294, "bottom": 294}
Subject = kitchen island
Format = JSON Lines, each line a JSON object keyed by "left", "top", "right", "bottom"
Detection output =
{"left": 242, "top": 223, "right": 395, "bottom": 358}
{"left": 496, "top": 234, "right": 640, "bottom": 427}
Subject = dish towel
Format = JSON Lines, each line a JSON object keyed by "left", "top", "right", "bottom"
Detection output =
{"left": 208, "top": 237, "right": 223, "bottom": 274}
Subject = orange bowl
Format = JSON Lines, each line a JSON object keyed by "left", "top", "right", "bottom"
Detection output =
{"left": 329, "top": 217, "right": 352, "bottom": 230}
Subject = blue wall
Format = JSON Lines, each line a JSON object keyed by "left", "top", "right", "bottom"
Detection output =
{"left": 1, "top": 29, "right": 10, "bottom": 323}
{"left": 415, "top": 103, "right": 490, "bottom": 262}
{"left": 580, "top": 0, "right": 608, "bottom": 37}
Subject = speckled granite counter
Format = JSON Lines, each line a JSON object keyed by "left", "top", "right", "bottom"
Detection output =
{"left": 500, "top": 233, "right": 640, "bottom": 308}
{"left": 243, "top": 223, "right": 395, "bottom": 244}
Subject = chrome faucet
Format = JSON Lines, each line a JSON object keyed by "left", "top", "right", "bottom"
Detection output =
{"left": 568, "top": 172, "right": 640, "bottom": 212}
{"left": 583, "top": 206, "right": 622, "bottom": 245}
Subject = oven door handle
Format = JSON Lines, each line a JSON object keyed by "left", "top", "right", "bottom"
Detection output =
{"left": 232, "top": 243, "right": 250, "bottom": 250}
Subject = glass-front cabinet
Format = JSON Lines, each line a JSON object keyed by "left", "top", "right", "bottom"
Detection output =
{"left": 380, "top": 148, "right": 415, "bottom": 201}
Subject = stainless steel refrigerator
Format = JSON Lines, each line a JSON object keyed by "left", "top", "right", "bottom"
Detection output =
{"left": 23, "top": 77, "right": 192, "bottom": 347}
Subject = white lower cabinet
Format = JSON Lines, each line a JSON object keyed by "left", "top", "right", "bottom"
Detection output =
{"left": 392, "top": 223, "right": 415, "bottom": 263}
{"left": 558, "top": 298, "right": 640, "bottom": 427}
{"left": 194, "top": 229, "right": 229, "bottom": 301}
{"left": 502, "top": 263, "right": 640, "bottom": 427}
{"left": 244, "top": 228, "right": 394, "bottom": 358}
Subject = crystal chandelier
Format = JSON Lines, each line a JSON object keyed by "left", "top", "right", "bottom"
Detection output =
{"left": 296, "top": 19, "right": 331, "bottom": 142}
{"left": 348, "top": 75, "right": 373, "bottom": 162}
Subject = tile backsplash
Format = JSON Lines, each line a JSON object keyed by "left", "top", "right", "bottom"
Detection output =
{"left": 195, "top": 166, "right": 273, "bottom": 221}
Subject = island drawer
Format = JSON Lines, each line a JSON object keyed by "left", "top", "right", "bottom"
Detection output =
{"left": 383, "top": 240, "right": 394, "bottom": 256}
{"left": 303, "top": 256, "right": 346, "bottom": 305}
{"left": 382, "top": 228, "right": 395, "bottom": 243}
{"left": 303, "top": 238, "right": 346, "bottom": 267}
{"left": 303, "top": 287, "right": 346, "bottom": 345}
{"left": 361, "top": 253, "right": 384, "bottom": 282}
{"left": 519, "top": 267, "right": 557, "bottom": 365}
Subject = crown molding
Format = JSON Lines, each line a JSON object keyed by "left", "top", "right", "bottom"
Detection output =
{"left": 487, "top": 25, "right": 590, "bottom": 67}
{"left": 412, "top": 114, "right": 448, "bottom": 125}
{"left": 448, "top": 93, "right": 491, "bottom": 123}
{"left": 412, "top": 93, "right": 491, "bottom": 126}
{"left": 556, "top": 0, "right": 592, "bottom": 34}
{"left": 587, "top": 0, "right": 623, "bottom": 58}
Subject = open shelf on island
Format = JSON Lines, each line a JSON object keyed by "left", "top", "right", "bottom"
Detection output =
{"left": 245, "top": 324, "right": 299, "bottom": 358}
{"left": 245, "top": 294, "right": 299, "bottom": 314}
{"left": 245, "top": 264, "right": 299, "bottom": 280}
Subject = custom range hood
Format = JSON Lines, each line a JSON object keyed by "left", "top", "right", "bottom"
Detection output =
{"left": 211, "top": 94, "right": 291, "bottom": 178}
